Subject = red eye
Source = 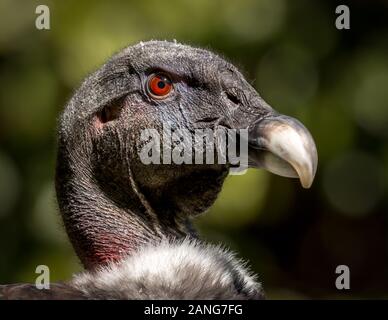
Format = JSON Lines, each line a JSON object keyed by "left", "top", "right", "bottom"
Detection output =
{"left": 147, "top": 73, "right": 173, "bottom": 98}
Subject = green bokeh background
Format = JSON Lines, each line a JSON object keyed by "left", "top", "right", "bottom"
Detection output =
{"left": 0, "top": 0, "right": 387, "bottom": 298}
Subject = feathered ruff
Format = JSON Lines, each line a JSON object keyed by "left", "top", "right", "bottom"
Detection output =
{"left": 71, "top": 238, "right": 264, "bottom": 300}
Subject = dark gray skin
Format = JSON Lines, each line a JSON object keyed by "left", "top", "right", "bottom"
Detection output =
{"left": 56, "top": 40, "right": 275, "bottom": 269}
{"left": 1, "top": 41, "right": 317, "bottom": 299}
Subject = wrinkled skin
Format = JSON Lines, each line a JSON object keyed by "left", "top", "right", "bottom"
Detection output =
{"left": 55, "top": 41, "right": 317, "bottom": 270}
{"left": 55, "top": 41, "right": 264, "bottom": 269}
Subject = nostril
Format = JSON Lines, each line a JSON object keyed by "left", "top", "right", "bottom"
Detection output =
{"left": 225, "top": 91, "right": 241, "bottom": 105}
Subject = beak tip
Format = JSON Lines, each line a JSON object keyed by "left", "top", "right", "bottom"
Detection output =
{"left": 301, "top": 179, "right": 313, "bottom": 189}
{"left": 299, "top": 152, "right": 318, "bottom": 189}
{"left": 299, "top": 154, "right": 318, "bottom": 189}
{"left": 249, "top": 115, "right": 318, "bottom": 189}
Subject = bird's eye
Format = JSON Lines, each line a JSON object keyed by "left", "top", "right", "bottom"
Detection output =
{"left": 147, "top": 73, "right": 173, "bottom": 99}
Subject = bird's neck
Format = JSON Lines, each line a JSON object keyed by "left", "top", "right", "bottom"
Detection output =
{"left": 55, "top": 153, "right": 192, "bottom": 270}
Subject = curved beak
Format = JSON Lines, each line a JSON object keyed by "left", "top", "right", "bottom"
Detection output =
{"left": 248, "top": 115, "right": 318, "bottom": 188}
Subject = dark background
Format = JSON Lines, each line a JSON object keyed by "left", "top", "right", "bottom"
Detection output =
{"left": 0, "top": 0, "right": 387, "bottom": 298}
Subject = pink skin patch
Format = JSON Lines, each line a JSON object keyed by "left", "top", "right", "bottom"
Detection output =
{"left": 80, "top": 232, "right": 136, "bottom": 270}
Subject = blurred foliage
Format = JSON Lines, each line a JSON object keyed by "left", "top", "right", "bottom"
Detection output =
{"left": 0, "top": 0, "right": 387, "bottom": 298}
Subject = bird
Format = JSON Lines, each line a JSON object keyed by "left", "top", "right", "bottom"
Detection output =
{"left": 0, "top": 40, "right": 317, "bottom": 300}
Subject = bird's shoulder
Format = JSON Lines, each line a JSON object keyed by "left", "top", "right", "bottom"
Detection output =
{"left": 0, "top": 282, "right": 85, "bottom": 300}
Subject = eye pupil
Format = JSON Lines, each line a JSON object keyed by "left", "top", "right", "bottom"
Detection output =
{"left": 157, "top": 81, "right": 166, "bottom": 89}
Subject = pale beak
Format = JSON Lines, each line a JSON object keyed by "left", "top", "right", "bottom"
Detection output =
{"left": 248, "top": 115, "right": 318, "bottom": 188}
